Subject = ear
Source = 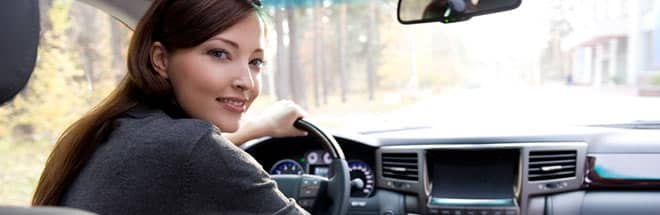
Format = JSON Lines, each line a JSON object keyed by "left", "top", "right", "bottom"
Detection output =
{"left": 150, "top": 42, "right": 169, "bottom": 79}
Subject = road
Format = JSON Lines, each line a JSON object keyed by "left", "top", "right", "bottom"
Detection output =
{"left": 310, "top": 85, "right": 660, "bottom": 132}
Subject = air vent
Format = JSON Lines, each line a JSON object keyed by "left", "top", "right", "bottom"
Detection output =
{"left": 528, "top": 150, "right": 577, "bottom": 181}
{"left": 382, "top": 153, "right": 419, "bottom": 181}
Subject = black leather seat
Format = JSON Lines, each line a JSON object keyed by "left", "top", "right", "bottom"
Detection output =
{"left": 0, "top": 0, "right": 95, "bottom": 214}
{"left": 0, "top": 0, "right": 39, "bottom": 105}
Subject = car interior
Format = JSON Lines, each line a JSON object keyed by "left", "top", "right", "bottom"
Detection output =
{"left": 1, "top": 0, "right": 660, "bottom": 215}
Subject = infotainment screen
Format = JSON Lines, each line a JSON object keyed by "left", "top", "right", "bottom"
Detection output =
{"left": 427, "top": 149, "right": 519, "bottom": 199}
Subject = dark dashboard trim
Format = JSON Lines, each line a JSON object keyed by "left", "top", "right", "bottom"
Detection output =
{"left": 376, "top": 136, "right": 588, "bottom": 146}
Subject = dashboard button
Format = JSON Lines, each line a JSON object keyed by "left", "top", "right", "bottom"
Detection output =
{"left": 453, "top": 209, "right": 465, "bottom": 215}
{"left": 302, "top": 178, "right": 320, "bottom": 186}
{"left": 492, "top": 211, "right": 504, "bottom": 215}
{"left": 350, "top": 201, "right": 367, "bottom": 208}
{"left": 479, "top": 210, "right": 491, "bottom": 215}
{"left": 438, "top": 209, "right": 451, "bottom": 215}
{"left": 504, "top": 210, "right": 517, "bottom": 215}
{"left": 300, "top": 186, "right": 319, "bottom": 197}
{"left": 464, "top": 209, "right": 477, "bottom": 215}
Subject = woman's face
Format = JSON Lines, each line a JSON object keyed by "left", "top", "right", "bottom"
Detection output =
{"left": 153, "top": 13, "right": 265, "bottom": 132}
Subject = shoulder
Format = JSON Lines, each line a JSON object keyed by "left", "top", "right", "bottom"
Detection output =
{"left": 190, "top": 130, "right": 264, "bottom": 173}
{"left": 92, "top": 105, "right": 221, "bottom": 169}
{"left": 113, "top": 105, "right": 216, "bottom": 150}
{"left": 61, "top": 106, "right": 221, "bottom": 212}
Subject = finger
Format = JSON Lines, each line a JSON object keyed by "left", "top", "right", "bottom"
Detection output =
{"left": 294, "top": 130, "right": 308, "bottom": 137}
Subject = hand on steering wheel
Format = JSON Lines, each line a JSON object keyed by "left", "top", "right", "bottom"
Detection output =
{"left": 254, "top": 100, "right": 308, "bottom": 137}
{"left": 271, "top": 119, "right": 351, "bottom": 215}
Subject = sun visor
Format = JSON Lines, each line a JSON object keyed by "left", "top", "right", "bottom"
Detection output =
{"left": 0, "top": 0, "right": 40, "bottom": 105}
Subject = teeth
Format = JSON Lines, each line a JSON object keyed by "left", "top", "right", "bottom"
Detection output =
{"left": 219, "top": 98, "right": 245, "bottom": 106}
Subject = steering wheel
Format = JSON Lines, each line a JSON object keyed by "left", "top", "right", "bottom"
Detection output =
{"left": 270, "top": 119, "right": 350, "bottom": 215}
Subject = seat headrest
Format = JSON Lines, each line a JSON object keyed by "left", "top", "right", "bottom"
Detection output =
{"left": 0, "top": 0, "right": 40, "bottom": 105}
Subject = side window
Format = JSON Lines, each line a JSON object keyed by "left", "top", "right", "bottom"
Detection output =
{"left": 0, "top": 0, "right": 131, "bottom": 205}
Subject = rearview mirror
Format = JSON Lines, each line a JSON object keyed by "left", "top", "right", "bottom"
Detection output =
{"left": 397, "top": 0, "right": 521, "bottom": 24}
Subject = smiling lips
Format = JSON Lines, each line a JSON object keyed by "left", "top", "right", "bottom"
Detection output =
{"left": 217, "top": 97, "right": 247, "bottom": 113}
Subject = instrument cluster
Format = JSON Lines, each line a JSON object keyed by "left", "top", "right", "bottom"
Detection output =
{"left": 269, "top": 150, "right": 375, "bottom": 197}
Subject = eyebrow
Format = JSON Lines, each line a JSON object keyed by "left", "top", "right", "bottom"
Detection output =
{"left": 210, "top": 36, "right": 264, "bottom": 54}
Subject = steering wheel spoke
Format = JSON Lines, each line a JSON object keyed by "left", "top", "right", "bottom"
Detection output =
{"left": 269, "top": 119, "right": 351, "bottom": 215}
{"left": 272, "top": 174, "right": 328, "bottom": 210}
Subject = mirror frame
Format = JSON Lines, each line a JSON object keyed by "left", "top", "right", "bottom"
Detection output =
{"left": 397, "top": 0, "right": 522, "bottom": 24}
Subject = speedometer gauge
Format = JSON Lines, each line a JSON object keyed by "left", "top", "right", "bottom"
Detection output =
{"left": 270, "top": 159, "right": 304, "bottom": 175}
{"left": 348, "top": 160, "right": 375, "bottom": 197}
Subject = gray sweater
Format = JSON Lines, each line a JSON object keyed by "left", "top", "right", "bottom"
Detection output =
{"left": 60, "top": 105, "right": 309, "bottom": 215}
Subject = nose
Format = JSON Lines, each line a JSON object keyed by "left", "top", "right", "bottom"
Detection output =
{"left": 231, "top": 64, "right": 255, "bottom": 91}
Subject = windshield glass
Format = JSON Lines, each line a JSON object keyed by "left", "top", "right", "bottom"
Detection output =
{"left": 1, "top": 0, "right": 660, "bottom": 205}
{"left": 247, "top": 0, "right": 660, "bottom": 130}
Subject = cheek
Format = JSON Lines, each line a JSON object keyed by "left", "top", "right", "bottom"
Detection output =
{"left": 170, "top": 58, "right": 221, "bottom": 95}
{"left": 254, "top": 73, "right": 263, "bottom": 95}
{"left": 168, "top": 55, "right": 229, "bottom": 115}
{"left": 248, "top": 73, "right": 262, "bottom": 105}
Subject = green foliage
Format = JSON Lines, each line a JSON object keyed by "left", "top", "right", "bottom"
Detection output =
{"left": 7, "top": 0, "right": 84, "bottom": 142}
{"left": 48, "top": 0, "right": 72, "bottom": 35}
{"left": 0, "top": 0, "right": 130, "bottom": 205}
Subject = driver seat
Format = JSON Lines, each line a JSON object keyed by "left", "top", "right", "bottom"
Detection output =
{"left": 0, "top": 0, "right": 94, "bottom": 214}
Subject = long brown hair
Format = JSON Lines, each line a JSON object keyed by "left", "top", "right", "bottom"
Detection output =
{"left": 32, "top": 0, "right": 260, "bottom": 205}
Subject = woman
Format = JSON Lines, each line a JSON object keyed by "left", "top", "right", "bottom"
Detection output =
{"left": 32, "top": 0, "right": 310, "bottom": 214}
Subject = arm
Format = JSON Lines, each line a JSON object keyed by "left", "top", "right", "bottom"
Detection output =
{"left": 186, "top": 130, "right": 310, "bottom": 214}
{"left": 225, "top": 100, "right": 308, "bottom": 146}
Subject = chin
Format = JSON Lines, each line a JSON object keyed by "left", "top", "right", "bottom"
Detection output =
{"left": 223, "top": 126, "right": 239, "bottom": 133}
{"left": 209, "top": 111, "right": 242, "bottom": 133}
{"left": 214, "top": 120, "right": 239, "bottom": 133}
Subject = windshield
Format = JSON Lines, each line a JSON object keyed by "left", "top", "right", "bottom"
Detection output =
{"left": 247, "top": 0, "right": 660, "bottom": 130}
{"left": 1, "top": 0, "right": 660, "bottom": 205}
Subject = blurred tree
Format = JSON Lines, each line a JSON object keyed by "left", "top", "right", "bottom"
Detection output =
{"left": 541, "top": 0, "right": 573, "bottom": 82}
{"left": 366, "top": 0, "right": 378, "bottom": 100}
{"left": 110, "top": 20, "right": 130, "bottom": 82}
{"left": 273, "top": 8, "right": 292, "bottom": 101}
{"left": 286, "top": 4, "right": 308, "bottom": 108}
{"left": 312, "top": 0, "right": 324, "bottom": 107}
{"left": 260, "top": 0, "right": 460, "bottom": 107}
{"left": 7, "top": 0, "right": 86, "bottom": 142}
{"left": 337, "top": 1, "right": 348, "bottom": 103}
{"left": 0, "top": 0, "right": 128, "bottom": 143}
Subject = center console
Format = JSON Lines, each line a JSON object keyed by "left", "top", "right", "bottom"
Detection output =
{"left": 427, "top": 149, "right": 520, "bottom": 215}
{"left": 376, "top": 142, "right": 587, "bottom": 215}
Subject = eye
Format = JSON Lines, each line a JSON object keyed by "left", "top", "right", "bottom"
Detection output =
{"left": 207, "top": 49, "right": 230, "bottom": 60}
{"left": 249, "top": 58, "right": 265, "bottom": 68}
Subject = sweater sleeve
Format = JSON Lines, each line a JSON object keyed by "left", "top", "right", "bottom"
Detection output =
{"left": 183, "top": 129, "right": 310, "bottom": 215}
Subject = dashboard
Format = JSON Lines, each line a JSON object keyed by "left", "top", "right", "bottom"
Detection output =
{"left": 268, "top": 149, "right": 376, "bottom": 198}
{"left": 244, "top": 135, "right": 378, "bottom": 199}
{"left": 242, "top": 126, "right": 660, "bottom": 215}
